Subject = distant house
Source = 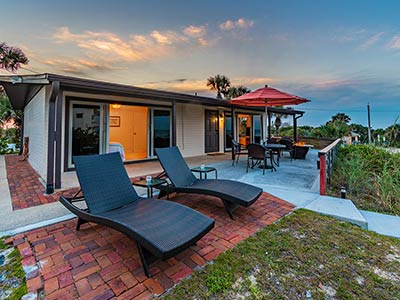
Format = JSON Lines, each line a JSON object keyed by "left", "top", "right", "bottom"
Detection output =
{"left": 0, "top": 74, "right": 304, "bottom": 193}
{"left": 342, "top": 131, "right": 360, "bottom": 145}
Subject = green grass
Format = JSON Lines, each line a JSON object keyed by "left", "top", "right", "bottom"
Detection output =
{"left": 329, "top": 145, "right": 400, "bottom": 215}
{"left": 160, "top": 210, "right": 400, "bottom": 300}
{"left": 0, "top": 237, "right": 28, "bottom": 300}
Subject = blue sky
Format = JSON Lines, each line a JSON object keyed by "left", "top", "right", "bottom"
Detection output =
{"left": 1, "top": 0, "right": 399, "bottom": 128}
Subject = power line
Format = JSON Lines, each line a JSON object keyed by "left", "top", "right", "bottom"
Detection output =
{"left": 300, "top": 108, "right": 400, "bottom": 113}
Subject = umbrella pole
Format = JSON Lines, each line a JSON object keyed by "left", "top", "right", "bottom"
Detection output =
{"left": 265, "top": 104, "right": 269, "bottom": 141}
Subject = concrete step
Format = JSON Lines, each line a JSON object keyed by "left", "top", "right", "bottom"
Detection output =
{"left": 305, "top": 195, "right": 368, "bottom": 229}
{"left": 360, "top": 210, "right": 400, "bottom": 238}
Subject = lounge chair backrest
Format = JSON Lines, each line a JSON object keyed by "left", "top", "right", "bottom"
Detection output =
{"left": 74, "top": 152, "right": 139, "bottom": 214}
{"left": 155, "top": 146, "right": 197, "bottom": 187}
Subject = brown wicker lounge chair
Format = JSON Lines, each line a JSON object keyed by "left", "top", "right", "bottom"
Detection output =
{"left": 155, "top": 146, "right": 263, "bottom": 219}
{"left": 59, "top": 152, "right": 214, "bottom": 277}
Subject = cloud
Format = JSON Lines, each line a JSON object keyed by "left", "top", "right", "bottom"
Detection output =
{"left": 332, "top": 28, "right": 367, "bottom": 43}
{"left": 38, "top": 57, "right": 125, "bottom": 75}
{"left": 219, "top": 18, "right": 254, "bottom": 31}
{"left": 52, "top": 26, "right": 209, "bottom": 65}
{"left": 138, "top": 78, "right": 209, "bottom": 93}
{"left": 388, "top": 35, "right": 400, "bottom": 49}
{"left": 183, "top": 25, "right": 206, "bottom": 38}
{"left": 137, "top": 76, "right": 278, "bottom": 95}
{"left": 359, "top": 32, "right": 385, "bottom": 49}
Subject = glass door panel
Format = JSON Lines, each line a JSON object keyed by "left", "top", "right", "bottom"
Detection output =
{"left": 237, "top": 114, "right": 251, "bottom": 146}
{"left": 70, "top": 103, "right": 103, "bottom": 166}
{"left": 224, "top": 113, "right": 232, "bottom": 150}
{"left": 253, "top": 115, "right": 261, "bottom": 144}
{"left": 152, "top": 109, "right": 171, "bottom": 156}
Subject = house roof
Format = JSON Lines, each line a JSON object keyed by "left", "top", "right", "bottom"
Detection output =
{"left": 0, "top": 73, "right": 305, "bottom": 115}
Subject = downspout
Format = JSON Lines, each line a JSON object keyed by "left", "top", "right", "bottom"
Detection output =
{"left": 54, "top": 87, "right": 63, "bottom": 189}
{"left": 45, "top": 81, "right": 60, "bottom": 194}
{"left": 294, "top": 113, "right": 303, "bottom": 142}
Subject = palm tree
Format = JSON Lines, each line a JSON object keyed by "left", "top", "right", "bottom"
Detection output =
{"left": 206, "top": 74, "right": 231, "bottom": 99}
{"left": 225, "top": 85, "right": 251, "bottom": 100}
{"left": 330, "top": 113, "right": 351, "bottom": 124}
{"left": 0, "top": 42, "right": 29, "bottom": 72}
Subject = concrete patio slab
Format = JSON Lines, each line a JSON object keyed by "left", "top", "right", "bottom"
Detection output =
{"left": 305, "top": 195, "right": 368, "bottom": 229}
{"left": 360, "top": 210, "right": 400, "bottom": 238}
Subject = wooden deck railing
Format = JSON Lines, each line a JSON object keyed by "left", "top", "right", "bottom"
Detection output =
{"left": 318, "top": 138, "right": 342, "bottom": 195}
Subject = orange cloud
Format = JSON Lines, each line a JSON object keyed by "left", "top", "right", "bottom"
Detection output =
{"left": 219, "top": 18, "right": 254, "bottom": 31}
{"left": 52, "top": 26, "right": 209, "bottom": 64}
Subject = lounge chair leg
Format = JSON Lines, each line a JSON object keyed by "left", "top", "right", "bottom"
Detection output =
{"left": 76, "top": 218, "right": 87, "bottom": 231}
{"left": 158, "top": 190, "right": 168, "bottom": 199}
{"left": 137, "top": 244, "right": 155, "bottom": 278}
{"left": 222, "top": 200, "right": 239, "bottom": 220}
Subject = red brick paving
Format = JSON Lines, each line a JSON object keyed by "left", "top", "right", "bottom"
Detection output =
{"left": 5, "top": 154, "right": 158, "bottom": 211}
{"left": 5, "top": 155, "right": 79, "bottom": 210}
{"left": 7, "top": 192, "right": 294, "bottom": 300}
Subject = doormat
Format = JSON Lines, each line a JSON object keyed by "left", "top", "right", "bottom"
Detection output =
{"left": 207, "top": 152, "right": 226, "bottom": 156}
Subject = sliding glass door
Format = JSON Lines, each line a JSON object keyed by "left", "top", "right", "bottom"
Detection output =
{"left": 69, "top": 102, "right": 105, "bottom": 167}
{"left": 224, "top": 113, "right": 232, "bottom": 151}
{"left": 151, "top": 109, "right": 171, "bottom": 156}
{"left": 253, "top": 115, "right": 262, "bottom": 144}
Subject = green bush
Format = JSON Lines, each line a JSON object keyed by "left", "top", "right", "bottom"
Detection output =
{"left": 330, "top": 145, "right": 400, "bottom": 215}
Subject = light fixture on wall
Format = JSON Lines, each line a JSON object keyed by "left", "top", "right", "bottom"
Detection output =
{"left": 219, "top": 112, "right": 224, "bottom": 119}
{"left": 111, "top": 104, "right": 121, "bottom": 109}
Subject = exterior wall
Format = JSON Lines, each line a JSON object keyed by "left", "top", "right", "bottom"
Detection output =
{"left": 176, "top": 103, "right": 205, "bottom": 157}
{"left": 23, "top": 87, "right": 48, "bottom": 179}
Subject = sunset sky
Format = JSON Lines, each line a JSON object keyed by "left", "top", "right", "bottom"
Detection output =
{"left": 1, "top": 0, "right": 399, "bottom": 128}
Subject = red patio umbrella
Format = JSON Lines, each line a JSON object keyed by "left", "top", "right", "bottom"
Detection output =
{"left": 230, "top": 85, "right": 310, "bottom": 139}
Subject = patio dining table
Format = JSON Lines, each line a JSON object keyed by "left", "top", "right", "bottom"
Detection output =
{"left": 263, "top": 143, "right": 286, "bottom": 168}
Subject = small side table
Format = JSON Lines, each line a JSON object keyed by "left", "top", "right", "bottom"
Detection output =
{"left": 190, "top": 166, "right": 217, "bottom": 179}
{"left": 132, "top": 178, "right": 167, "bottom": 198}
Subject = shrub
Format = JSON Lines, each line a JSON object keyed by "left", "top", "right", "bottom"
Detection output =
{"left": 330, "top": 145, "right": 400, "bottom": 215}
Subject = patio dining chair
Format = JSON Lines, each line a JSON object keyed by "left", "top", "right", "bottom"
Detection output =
{"left": 231, "top": 140, "right": 248, "bottom": 165}
{"left": 155, "top": 146, "right": 263, "bottom": 219}
{"left": 247, "top": 143, "right": 274, "bottom": 175}
{"left": 279, "top": 137, "right": 294, "bottom": 160}
{"left": 59, "top": 152, "right": 214, "bottom": 277}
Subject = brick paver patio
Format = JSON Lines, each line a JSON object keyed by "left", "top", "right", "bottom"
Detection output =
{"left": 7, "top": 192, "right": 294, "bottom": 299}
{"left": 5, "top": 155, "right": 79, "bottom": 210}
{"left": 5, "top": 155, "right": 156, "bottom": 210}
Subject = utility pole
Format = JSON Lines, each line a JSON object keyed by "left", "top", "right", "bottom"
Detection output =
{"left": 367, "top": 103, "right": 372, "bottom": 144}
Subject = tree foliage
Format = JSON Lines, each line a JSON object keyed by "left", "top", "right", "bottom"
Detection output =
{"left": 206, "top": 74, "right": 231, "bottom": 99}
{"left": 0, "top": 42, "right": 29, "bottom": 72}
{"left": 225, "top": 85, "right": 250, "bottom": 100}
{"left": 329, "top": 112, "right": 351, "bottom": 124}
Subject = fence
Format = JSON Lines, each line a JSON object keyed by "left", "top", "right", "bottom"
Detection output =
{"left": 318, "top": 138, "right": 342, "bottom": 195}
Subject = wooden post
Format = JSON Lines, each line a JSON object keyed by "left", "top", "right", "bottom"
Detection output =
{"left": 319, "top": 154, "right": 326, "bottom": 195}
{"left": 45, "top": 81, "right": 59, "bottom": 194}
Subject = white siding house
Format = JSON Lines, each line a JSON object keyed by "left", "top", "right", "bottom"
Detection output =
{"left": 0, "top": 73, "right": 304, "bottom": 193}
